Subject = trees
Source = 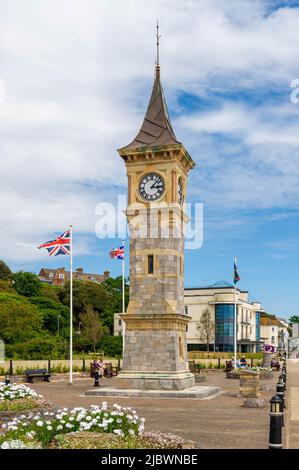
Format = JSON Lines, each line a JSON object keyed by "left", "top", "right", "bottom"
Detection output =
{"left": 0, "top": 260, "right": 12, "bottom": 281}
{"left": 101, "top": 276, "right": 129, "bottom": 334}
{"left": 196, "top": 308, "right": 215, "bottom": 351}
{"left": 289, "top": 315, "right": 299, "bottom": 325}
{"left": 0, "top": 273, "right": 128, "bottom": 358}
{"left": 58, "top": 280, "right": 110, "bottom": 324}
{"left": 30, "top": 296, "right": 69, "bottom": 336}
{"left": 13, "top": 271, "right": 42, "bottom": 297}
{"left": 80, "top": 304, "right": 108, "bottom": 352}
{"left": 0, "top": 293, "right": 43, "bottom": 343}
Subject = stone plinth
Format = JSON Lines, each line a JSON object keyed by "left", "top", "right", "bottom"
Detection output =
{"left": 85, "top": 385, "right": 221, "bottom": 399}
{"left": 119, "top": 312, "right": 195, "bottom": 390}
{"left": 239, "top": 370, "right": 260, "bottom": 398}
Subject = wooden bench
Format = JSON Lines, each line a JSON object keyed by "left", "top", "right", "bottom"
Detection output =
{"left": 103, "top": 362, "right": 118, "bottom": 378}
{"left": 25, "top": 369, "right": 51, "bottom": 384}
{"left": 188, "top": 360, "right": 201, "bottom": 374}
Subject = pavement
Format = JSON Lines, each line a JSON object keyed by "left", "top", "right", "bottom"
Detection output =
{"left": 27, "top": 370, "right": 280, "bottom": 449}
{"left": 286, "top": 359, "right": 299, "bottom": 449}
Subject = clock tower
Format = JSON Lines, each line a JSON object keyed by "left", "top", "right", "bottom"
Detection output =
{"left": 117, "top": 38, "right": 196, "bottom": 390}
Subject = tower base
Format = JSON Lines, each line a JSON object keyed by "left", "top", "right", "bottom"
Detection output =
{"left": 116, "top": 371, "right": 195, "bottom": 391}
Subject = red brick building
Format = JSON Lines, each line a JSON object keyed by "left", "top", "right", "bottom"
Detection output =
{"left": 38, "top": 267, "right": 110, "bottom": 286}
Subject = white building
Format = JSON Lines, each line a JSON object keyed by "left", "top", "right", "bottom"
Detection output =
{"left": 260, "top": 317, "right": 288, "bottom": 352}
{"left": 184, "top": 280, "right": 262, "bottom": 353}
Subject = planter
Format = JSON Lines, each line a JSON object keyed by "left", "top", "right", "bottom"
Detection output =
{"left": 259, "top": 372, "right": 273, "bottom": 380}
{"left": 50, "top": 431, "right": 198, "bottom": 449}
{"left": 226, "top": 371, "right": 240, "bottom": 379}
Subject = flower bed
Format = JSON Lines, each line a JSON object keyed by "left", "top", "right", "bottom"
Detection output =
{"left": 0, "top": 402, "right": 194, "bottom": 449}
{"left": 249, "top": 366, "right": 272, "bottom": 373}
{"left": 51, "top": 431, "right": 194, "bottom": 449}
{"left": 249, "top": 366, "right": 273, "bottom": 379}
{"left": 0, "top": 383, "right": 39, "bottom": 402}
{"left": 0, "top": 384, "right": 42, "bottom": 414}
{"left": 0, "top": 403, "right": 144, "bottom": 448}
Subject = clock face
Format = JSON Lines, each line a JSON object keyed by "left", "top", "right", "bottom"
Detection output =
{"left": 138, "top": 173, "right": 165, "bottom": 201}
{"left": 177, "top": 177, "right": 184, "bottom": 205}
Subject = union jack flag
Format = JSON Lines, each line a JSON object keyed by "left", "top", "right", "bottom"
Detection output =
{"left": 38, "top": 230, "right": 70, "bottom": 256}
{"left": 110, "top": 245, "right": 124, "bottom": 260}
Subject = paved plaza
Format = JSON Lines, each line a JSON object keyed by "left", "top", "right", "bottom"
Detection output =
{"left": 286, "top": 359, "right": 299, "bottom": 449}
{"left": 29, "top": 370, "right": 282, "bottom": 449}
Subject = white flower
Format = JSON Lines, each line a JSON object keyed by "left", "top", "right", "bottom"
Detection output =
{"left": 36, "top": 421, "right": 44, "bottom": 427}
{"left": 47, "top": 426, "right": 53, "bottom": 431}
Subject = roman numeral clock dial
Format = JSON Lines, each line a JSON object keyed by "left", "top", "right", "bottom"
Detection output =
{"left": 138, "top": 173, "right": 165, "bottom": 201}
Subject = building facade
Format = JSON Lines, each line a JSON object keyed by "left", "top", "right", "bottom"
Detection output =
{"left": 38, "top": 267, "right": 110, "bottom": 286}
{"left": 260, "top": 317, "right": 289, "bottom": 352}
{"left": 184, "top": 280, "right": 262, "bottom": 353}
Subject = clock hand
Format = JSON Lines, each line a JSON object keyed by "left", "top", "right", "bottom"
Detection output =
{"left": 151, "top": 179, "right": 161, "bottom": 189}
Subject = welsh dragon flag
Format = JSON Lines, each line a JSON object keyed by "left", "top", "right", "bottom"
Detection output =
{"left": 234, "top": 258, "right": 240, "bottom": 284}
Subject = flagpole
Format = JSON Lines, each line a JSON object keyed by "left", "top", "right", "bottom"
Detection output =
{"left": 122, "top": 240, "right": 125, "bottom": 359}
{"left": 234, "top": 256, "right": 237, "bottom": 370}
{"left": 69, "top": 224, "right": 73, "bottom": 385}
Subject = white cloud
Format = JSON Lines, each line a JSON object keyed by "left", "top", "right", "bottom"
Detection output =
{"left": 1, "top": 0, "right": 299, "bottom": 264}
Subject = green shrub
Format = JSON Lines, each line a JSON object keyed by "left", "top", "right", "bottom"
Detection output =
{"left": 98, "top": 336, "right": 122, "bottom": 357}
{"left": 5, "top": 338, "right": 63, "bottom": 360}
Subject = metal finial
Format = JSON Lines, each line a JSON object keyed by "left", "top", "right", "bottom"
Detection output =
{"left": 156, "top": 20, "right": 161, "bottom": 68}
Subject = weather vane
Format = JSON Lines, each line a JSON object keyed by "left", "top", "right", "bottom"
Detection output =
{"left": 156, "top": 20, "right": 161, "bottom": 67}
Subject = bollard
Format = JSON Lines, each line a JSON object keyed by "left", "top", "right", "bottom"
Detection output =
{"left": 9, "top": 360, "right": 13, "bottom": 376}
{"left": 94, "top": 370, "right": 100, "bottom": 387}
{"left": 251, "top": 358, "right": 254, "bottom": 368}
{"left": 48, "top": 359, "right": 51, "bottom": 374}
{"left": 278, "top": 374, "right": 285, "bottom": 391}
{"left": 276, "top": 382, "right": 285, "bottom": 409}
{"left": 268, "top": 395, "right": 283, "bottom": 449}
{"left": 218, "top": 358, "right": 221, "bottom": 369}
{"left": 4, "top": 375, "right": 10, "bottom": 386}
{"left": 282, "top": 370, "right": 287, "bottom": 386}
{"left": 82, "top": 358, "right": 86, "bottom": 373}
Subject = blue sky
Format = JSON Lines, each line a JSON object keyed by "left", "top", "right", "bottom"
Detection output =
{"left": 1, "top": 0, "right": 299, "bottom": 319}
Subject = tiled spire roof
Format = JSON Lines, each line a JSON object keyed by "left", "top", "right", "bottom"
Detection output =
{"left": 121, "top": 66, "right": 181, "bottom": 151}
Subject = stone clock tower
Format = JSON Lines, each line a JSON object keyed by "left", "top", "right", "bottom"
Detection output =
{"left": 117, "top": 45, "right": 196, "bottom": 390}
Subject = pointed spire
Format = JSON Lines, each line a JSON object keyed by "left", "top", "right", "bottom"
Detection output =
{"left": 120, "top": 23, "right": 180, "bottom": 152}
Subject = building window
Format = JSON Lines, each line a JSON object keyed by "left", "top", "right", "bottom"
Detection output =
{"left": 215, "top": 304, "right": 234, "bottom": 352}
{"left": 148, "top": 255, "right": 154, "bottom": 274}
{"left": 271, "top": 336, "right": 275, "bottom": 344}
{"left": 58, "top": 274, "right": 65, "bottom": 279}
{"left": 184, "top": 305, "right": 189, "bottom": 315}
{"left": 49, "top": 272, "right": 54, "bottom": 278}
{"left": 118, "top": 332, "right": 122, "bottom": 336}
{"left": 118, "top": 319, "right": 122, "bottom": 326}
